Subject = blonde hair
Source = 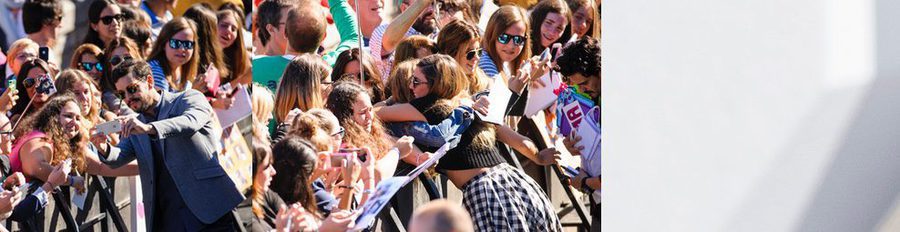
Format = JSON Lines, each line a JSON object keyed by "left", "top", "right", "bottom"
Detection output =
{"left": 55, "top": 70, "right": 102, "bottom": 126}
{"left": 274, "top": 54, "right": 328, "bottom": 123}
{"left": 6, "top": 39, "right": 39, "bottom": 72}
{"left": 251, "top": 83, "right": 275, "bottom": 125}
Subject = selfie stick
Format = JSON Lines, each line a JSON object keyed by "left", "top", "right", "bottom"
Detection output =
{"left": 10, "top": 96, "right": 35, "bottom": 132}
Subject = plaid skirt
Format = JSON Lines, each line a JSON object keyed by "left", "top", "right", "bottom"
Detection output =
{"left": 461, "top": 163, "right": 563, "bottom": 232}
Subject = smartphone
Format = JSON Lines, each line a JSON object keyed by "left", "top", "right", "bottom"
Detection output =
{"left": 7, "top": 78, "right": 15, "bottom": 90}
{"left": 95, "top": 120, "right": 123, "bottom": 135}
{"left": 330, "top": 153, "right": 349, "bottom": 167}
{"left": 38, "top": 47, "right": 49, "bottom": 62}
{"left": 339, "top": 148, "right": 367, "bottom": 162}
{"left": 561, "top": 165, "right": 579, "bottom": 179}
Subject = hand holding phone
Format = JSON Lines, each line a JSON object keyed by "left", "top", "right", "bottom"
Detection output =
{"left": 95, "top": 120, "right": 123, "bottom": 135}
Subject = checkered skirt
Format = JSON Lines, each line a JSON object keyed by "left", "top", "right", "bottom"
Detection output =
{"left": 462, "top": 163, "right": 563, "bottom": 232}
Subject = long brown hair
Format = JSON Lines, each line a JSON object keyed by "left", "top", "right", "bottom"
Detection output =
{"left": 217, "top": 7, "right": 250, "bottom": 84}
{"left": 385, "top": 59, "right": 418, "bottom": 104}
{"left": 55, "top": 70, "right": 102, "bottom": 126}
{"left": 146, "top": 18, "right": 200, "bottom": 91}
{"left": 102, "top": 37, "right": 143, "bottom": 92}
{"left": 435, "top": 20, "right": 489, "bottom": 94}
{"left": 331, "top": 48, "right": 386, "bottom": 103}
{"left": 393, "top": 35, "right": 434, "bottom": 72}
{"left": 483, "top": 5, "right": 532, "bottom": 76}
{"left": 418, "top": 55, "right": 496, "bottom": 147}
{"left": 183, "top": 5, "right": 231, "bottom": 81}
{"left": 274, "top": 54, "right": 328, "bottom": 123}
{"left": 270, "top": 136, "right": 320, "bottom": 217}
{"left": 530, "top": 0, "right": 573, "bottom": 55}
{"left": 251, "top": 142, "right": 271, "bottom": 218}
{"left": 14, "top": 94, "right": 89, "bottom": 173}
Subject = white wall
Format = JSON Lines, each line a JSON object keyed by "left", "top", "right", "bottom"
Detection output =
{"left": 601, "top": 0, "right": 900, "bottom": 230}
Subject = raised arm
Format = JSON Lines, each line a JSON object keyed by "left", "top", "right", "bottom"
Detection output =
{"left": 380, "top": 0, "right": 433, "bottom": 54}
{"left": 386, "top": 106, "right": 474, "bottom": 147}
{"left": 323, "top": 0, "right": 361, "bottom": 66}
{"left": 496, "top": 125, "right": 560, "bottom": 166}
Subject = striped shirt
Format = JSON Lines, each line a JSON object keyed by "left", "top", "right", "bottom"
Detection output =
{"left": 147, "top": 60, "right": 171, "bottom": 92}
{"left": 478, "top": 50, "right": 502, "bottom": 78}
{"left": 369, "top": 24, "right": 421, "bottom": 80}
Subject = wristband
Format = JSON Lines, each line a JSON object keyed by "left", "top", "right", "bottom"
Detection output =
{"left": 579, "top": 176, "right": 589, "bottom": 191}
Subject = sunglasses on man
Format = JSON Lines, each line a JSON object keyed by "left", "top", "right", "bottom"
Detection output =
{"left": 109, "top": 55, "right": 133, "bottom": 66}
{"left": 115, "top": 83, "right": 142, "bottom": 99}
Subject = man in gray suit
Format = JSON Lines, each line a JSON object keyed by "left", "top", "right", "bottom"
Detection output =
{"left": 96, "top": 60, "right": 243, "bottom": 231}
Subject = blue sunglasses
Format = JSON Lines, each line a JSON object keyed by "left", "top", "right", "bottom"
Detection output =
{"left": 168, "top": 39, "right": 195, "bottom": 50}
{"left": 498, "top": 33, "right": 526, "bottom": 46}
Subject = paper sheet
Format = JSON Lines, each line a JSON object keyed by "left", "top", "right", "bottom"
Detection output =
{"left": 351, "top": 176, "right": 411, "bottom": 231}
{"left": 524, "top": 71, "right": 563, "bottom": 117}
{"left": 476, "top": 75, "right": 512, "bottom": 124}
{"left": 213, "top": 85, "right": 252, "bottom": 127}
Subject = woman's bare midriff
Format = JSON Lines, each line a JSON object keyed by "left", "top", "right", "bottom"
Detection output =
{"left": 445, "top": 167, "right": 492, "bottom": 189}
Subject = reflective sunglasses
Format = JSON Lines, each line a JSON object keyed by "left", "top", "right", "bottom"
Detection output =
{"left": 99, "top": 14, "right": 123, "bottom": 25}
{"left": 168, "top": 39, "right": 195, "bottom": 50}
{"left": 115, "top": 83, "right": 142, "bottom": 99}
{"left": 466, "top": 48, "right": 482, "bottom": 60}
{"left": 79, "top": 62, "right": 103, "bottom": 72}
{"left": 109, "top": 55, "right": 133, "bottom": 66}
{"left": 498, "top": 33, "right": 526, "bottom": 46}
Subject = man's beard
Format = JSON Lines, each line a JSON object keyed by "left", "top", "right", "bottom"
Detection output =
{"left": 412, "top": 17, "right": 436, "bottom": 35}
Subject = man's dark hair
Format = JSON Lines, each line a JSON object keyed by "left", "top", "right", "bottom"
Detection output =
{"left": 255, "top": 0, "right": 293, "bottom": 46}
{"left": 111, "top": 59, "right": 152, "bottom": 83}
{"left": 285, "top": 5, "right": 326, "bottom": 54}
{"left": 22, "top": 0, "right": 62, "bottom": 34}
{"left": 555, "top": 36, "right": 600, "bottom": 78}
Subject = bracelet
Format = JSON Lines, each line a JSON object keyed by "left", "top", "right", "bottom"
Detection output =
{"left": 579, "top": 176, "right": 590, "bottom": 191}
{"left": 337, "top": 185, "right": 354, "bottom": 190}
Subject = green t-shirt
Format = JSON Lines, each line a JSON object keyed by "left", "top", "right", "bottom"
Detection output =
{"left": 252, "top": 55, "right": 291, "bottom": 134}
{"left": 252, "top": 55, "right": 292, "bottom": 93}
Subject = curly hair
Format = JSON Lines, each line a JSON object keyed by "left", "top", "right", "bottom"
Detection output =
{"left": 555, "top": 36, "right": 600, "bottom": 78}
{"left": 14, "top": 94, "right": 89, "bottom": 174}
{"left": 270, "top": 135, "right": 320, "bottom": 218}
{"left": 325, "top": 82, "right": 391, "bottom": 159}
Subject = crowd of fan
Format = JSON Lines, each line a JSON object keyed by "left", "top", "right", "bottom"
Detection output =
{"left": 249, "top": 0, "right": 599, "bottom": 231}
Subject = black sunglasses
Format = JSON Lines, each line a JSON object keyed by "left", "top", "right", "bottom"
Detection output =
{"left": 498, "top": 33, "right": 526, "bottom": 46}
{"left": 100, "top": 14, "right": 123, "bottom": 25}
{"left": 109, "top": 56, "right": 133, "bottom": 66}
{"left": 412, "top": 77, "right": 429, "bottom": 86}
{"left": 466, "top": 48, "right": 482, "bottom": 60}
{"left": 79, "top": 62, "right": 104, "bottom": 72}
{"left": 168, "top": 39, "right": 195, "bottom": 50}
{"left": 331, "top": 126, "right": 345, "bottom": 138}
{"left": 115, "top": 84, "right": 141, "bottom": 99}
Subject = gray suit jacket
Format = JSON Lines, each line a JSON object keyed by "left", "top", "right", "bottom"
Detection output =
{"left": 104, "top": 89, "right": 243, "bottom": 231}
